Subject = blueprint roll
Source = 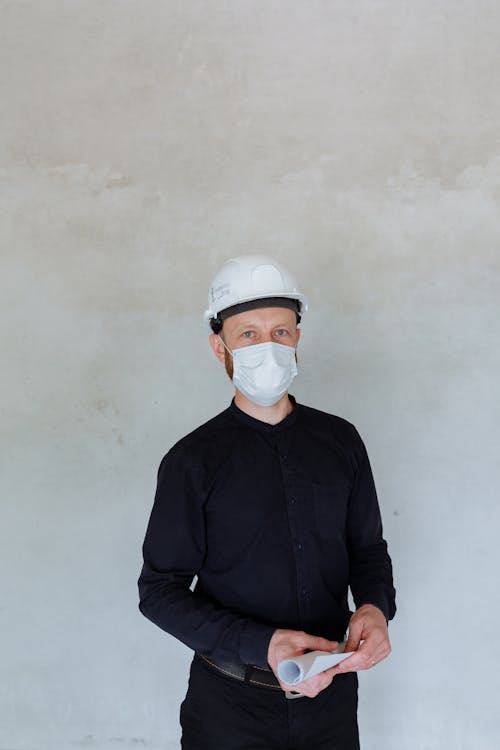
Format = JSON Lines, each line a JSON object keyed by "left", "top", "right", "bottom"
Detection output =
{"left": 277, "top": 642, "right": 351, "bottom": 686}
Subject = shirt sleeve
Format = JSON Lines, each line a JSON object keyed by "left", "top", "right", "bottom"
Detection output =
{"left": 346, "top": 429, "right": 397, "bottom": 621}
{"left": 137, "top": 445, "right": 276, "bottom": 668}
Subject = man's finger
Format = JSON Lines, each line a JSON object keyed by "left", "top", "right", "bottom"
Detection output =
{"left": 345, "top": 617, "right": 364, "bottom": 652}
{"left": 334, "top": 651, "right": 363, "bottom": 672}
{"left": 301, "top": 635, "right": 339, "bottom": 652}
{"left": 299, "top": 664, "right": 337, "bottom": 688}
{"left": 335, "top": 638, "right": 390, "bottom": 673}
{"left": 293, "top": 665, "right": 337, "bottom": 697}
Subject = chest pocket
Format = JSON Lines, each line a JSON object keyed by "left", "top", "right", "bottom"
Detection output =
{"left": 312, "top": 481, "right": 350, "bottom": 540}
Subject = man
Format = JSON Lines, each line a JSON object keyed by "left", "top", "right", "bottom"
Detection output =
{"left": 138, "top": 254, "right": 396, "bottom": 749}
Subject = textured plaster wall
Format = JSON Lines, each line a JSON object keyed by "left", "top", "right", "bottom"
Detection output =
{"left": 1, "top": 2, "right": 499, "bottom": 749}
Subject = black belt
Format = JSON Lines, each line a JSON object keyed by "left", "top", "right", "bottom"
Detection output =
{"left": 196, "top": 653, "right": 306, "bottom": 700}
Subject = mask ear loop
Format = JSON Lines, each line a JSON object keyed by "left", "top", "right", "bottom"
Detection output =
{"left": 218, "top": 335, "right": 233, "bottom": 358}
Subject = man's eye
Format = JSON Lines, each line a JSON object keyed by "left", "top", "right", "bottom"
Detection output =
{"left": 276, "top": 329, "right": 288, "bottom": 336}
{"left": 242, "top": 331, "right": 253, "bottom": 338}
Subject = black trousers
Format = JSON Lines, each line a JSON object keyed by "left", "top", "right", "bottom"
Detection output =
{"left": 180, "top": 655, "right": 360, "bottom": 750}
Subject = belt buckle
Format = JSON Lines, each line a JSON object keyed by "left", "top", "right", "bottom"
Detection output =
{"left": 285, "top": 690, "right": 305, "bottom": 700}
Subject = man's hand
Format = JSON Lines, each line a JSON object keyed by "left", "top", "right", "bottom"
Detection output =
{"left": 267, "top": 628, "right": 339, "bottom": 698}
{"left": 332, "top": 604, "right": 391, "bottom": 675}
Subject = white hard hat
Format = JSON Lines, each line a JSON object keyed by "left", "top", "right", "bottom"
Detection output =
{"left": 204, "top": 254, "right": 308, "bottom": 329}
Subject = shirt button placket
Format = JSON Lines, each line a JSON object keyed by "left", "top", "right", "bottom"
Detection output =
{"left": 277, "top": 434, "right": 308, "bottom": 622}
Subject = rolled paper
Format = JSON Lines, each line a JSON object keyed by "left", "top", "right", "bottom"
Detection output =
{"left": 277, "top": 641, "right": 352, "bottom": 685}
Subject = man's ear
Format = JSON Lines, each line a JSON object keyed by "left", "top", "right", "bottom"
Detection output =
{"left": 209, "top": 332, "right": 226, "bottom": 364}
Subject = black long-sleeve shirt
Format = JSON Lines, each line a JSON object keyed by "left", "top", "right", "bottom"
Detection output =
{"left": 138, "top": 395, "right": 396, "bottom": 668}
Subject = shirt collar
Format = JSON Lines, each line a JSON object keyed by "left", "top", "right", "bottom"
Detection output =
{"left": 228, "top": 395, "right": 298, "bottom": 432}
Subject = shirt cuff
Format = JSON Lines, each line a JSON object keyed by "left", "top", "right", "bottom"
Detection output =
{"left": 355, "top": 594, "right": 395, "bottom": 623}
{"left": 238, "top": 621, "right": 277, "bottom": 668}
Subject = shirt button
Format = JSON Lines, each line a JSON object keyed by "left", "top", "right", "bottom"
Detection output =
{"left": 296, "top": 541, "right": 303, "bottom": 551}
{"left": 289, "top": 497, "right": 296, "bottom": 506}
{"left": 282, "top": 454, "right": 288, "bottom": 461}
{"left": 300, "top": 587, "right": 307, "bottom": 597}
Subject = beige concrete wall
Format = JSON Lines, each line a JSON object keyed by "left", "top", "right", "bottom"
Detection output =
{"left": 1, "top": 2, "right": 499, "bottom": 748}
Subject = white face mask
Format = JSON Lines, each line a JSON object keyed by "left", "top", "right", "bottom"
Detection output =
{"left": 220, "top": 338, "right": 298, "bottom": 407}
